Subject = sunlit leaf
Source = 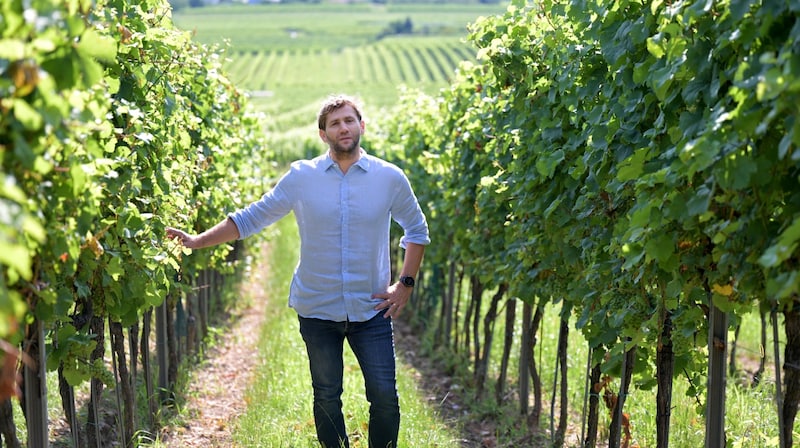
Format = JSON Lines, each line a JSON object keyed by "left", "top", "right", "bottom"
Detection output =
{"left": 77, "top": 28, "right": 117, "bottom": 63}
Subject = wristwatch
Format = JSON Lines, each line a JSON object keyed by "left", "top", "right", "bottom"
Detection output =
{"left": 399, "top": 275, "right": 415, "bottom": 288}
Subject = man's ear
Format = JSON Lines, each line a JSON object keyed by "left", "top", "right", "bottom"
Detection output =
{"left": 319, "top": 129, "right": 328, "bottom": 143}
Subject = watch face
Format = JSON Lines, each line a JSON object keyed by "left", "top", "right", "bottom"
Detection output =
{"left": 402, "top": 276, "right": 415, "bottom": 287}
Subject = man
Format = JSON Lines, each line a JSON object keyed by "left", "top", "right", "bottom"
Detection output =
{"left": 166, "top": 94, "right": 430, "bottom": 448}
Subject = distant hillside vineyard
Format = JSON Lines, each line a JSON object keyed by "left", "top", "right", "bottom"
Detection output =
{"left": 173, "top": 2, "right": 507, "bottom": 142}
{"left": 225, "top": 36, "right": 475, "bottom": 93}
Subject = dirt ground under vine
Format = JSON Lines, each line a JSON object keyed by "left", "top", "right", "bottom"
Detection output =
{"left": 156, "top": 276, "right": 267, "bottom": 447}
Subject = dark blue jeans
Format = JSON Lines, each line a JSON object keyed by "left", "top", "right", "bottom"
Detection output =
{"left": 298, "top": 312, "right": 400, "bottom": 448}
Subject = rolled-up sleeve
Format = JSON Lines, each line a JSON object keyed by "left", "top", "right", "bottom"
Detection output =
{"left": 228, "top": 180, "right": 293, "bottom": 240}
{"left": 392, "top": 174, "right": 430, "bottom": 248}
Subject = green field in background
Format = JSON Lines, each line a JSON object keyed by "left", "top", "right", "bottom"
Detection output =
{"left": 172, "top": 2, "right": 507, "bottom": 144}
{"left": 174, "top": 2, "right": 505, "bottom": 52}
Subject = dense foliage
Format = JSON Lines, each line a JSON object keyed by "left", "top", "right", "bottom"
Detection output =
{"left": 374, "top": 0, "right": 800, "bottom": 445}
{"left": 0, "top": 0, "right": 270, "bottom": 440}
{"left": 3, "top": 0, "right": 798, "bottom": 444}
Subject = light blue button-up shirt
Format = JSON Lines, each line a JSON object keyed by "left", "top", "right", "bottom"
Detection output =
{"left": 229, "top": 150, "right": 430, "bottom": 322}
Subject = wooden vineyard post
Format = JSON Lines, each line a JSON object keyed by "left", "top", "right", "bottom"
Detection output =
{"left": 580, "top": 347, "right": 592, "bottom": 447}
{"left": 128, "top": 323, "right": 138, "bottom": 430}
{"left": 156, "top": 299, "right": 169, "bottom": 403}
{"left": 200, "top": 269, "right": 209, "bottom": 341}
{"left": 519, "top": 302, "right": 531, "bottom": 417}
{"left": 705, "top": 304, "right": 728, "bottom": 448}
{"left": 584, "top": 361, "right": 602, "bottom": 448}
{"left": 609, "top": 345, "right": 635, "bottom": 448}
{"left": 773, "top": 311, "right": 786, "bottom": 448}
{"left": 58, "top": 370, "right": 80, "bottom": 448}
{"left": 176, "top": 297, "right": 186, "bottom": 361}
{"left": 550, "top": 317, "right": 569, "bottom": 447}
{"left": 656, "top": 313, "right": 674, "bottom": 448}
{"left": 23, "top": 319, "right": 48, "bottom": 448}
{"left": 141, "top": 308, "right": 157, "bottom": 427}
{"left": 185, "top": 289, "right": 196, "bottom": 357}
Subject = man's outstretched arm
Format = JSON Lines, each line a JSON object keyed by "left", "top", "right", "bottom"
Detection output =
{"left": 166, "top": 217, "right": 240, "bottom": 250}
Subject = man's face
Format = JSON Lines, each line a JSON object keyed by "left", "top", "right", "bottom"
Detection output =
{"left": 320, "top": 105, "right": 364, "bottom": 156}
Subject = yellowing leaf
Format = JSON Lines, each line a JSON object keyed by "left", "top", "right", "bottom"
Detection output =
{"left": 85, "top": 234, "right": 104, "bottom": 259}
{"left": 712, "top": 283, "right": 733, "bottom": 297}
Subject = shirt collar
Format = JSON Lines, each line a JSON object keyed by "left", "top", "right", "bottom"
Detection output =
{"left": 354, "top": 149, "right": 370, "bottom": 171}
{"left": 323, "top": 149, "right": 370, "bottom": 172}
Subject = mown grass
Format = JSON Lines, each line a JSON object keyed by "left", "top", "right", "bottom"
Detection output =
{"left": 233, "top": 216, "right": 461, "bottom": 447}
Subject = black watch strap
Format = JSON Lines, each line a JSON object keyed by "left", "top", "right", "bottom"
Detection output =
{"left": 399, "top": 275, "right": 415, "bottom": 287}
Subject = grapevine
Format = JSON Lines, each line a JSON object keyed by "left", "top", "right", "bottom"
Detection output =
{"left": 374, "top": 0, "right": 800, "bottom": 445}
{"left": 0, "top": 0, "right": 271, "bottom": 442}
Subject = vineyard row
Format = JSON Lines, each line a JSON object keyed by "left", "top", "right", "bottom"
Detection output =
{"left": 371, "top": 1, "right": 800, "bottom": 447}
{"left": 0, "top": 0, "right": 270, "bottom": 445}
{"left": 223, "top": 39, "right": 474, "bottom": 91}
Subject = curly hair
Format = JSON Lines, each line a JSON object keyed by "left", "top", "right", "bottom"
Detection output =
{"left": 317, "top": 94, "right": 363, "bottom": 130}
